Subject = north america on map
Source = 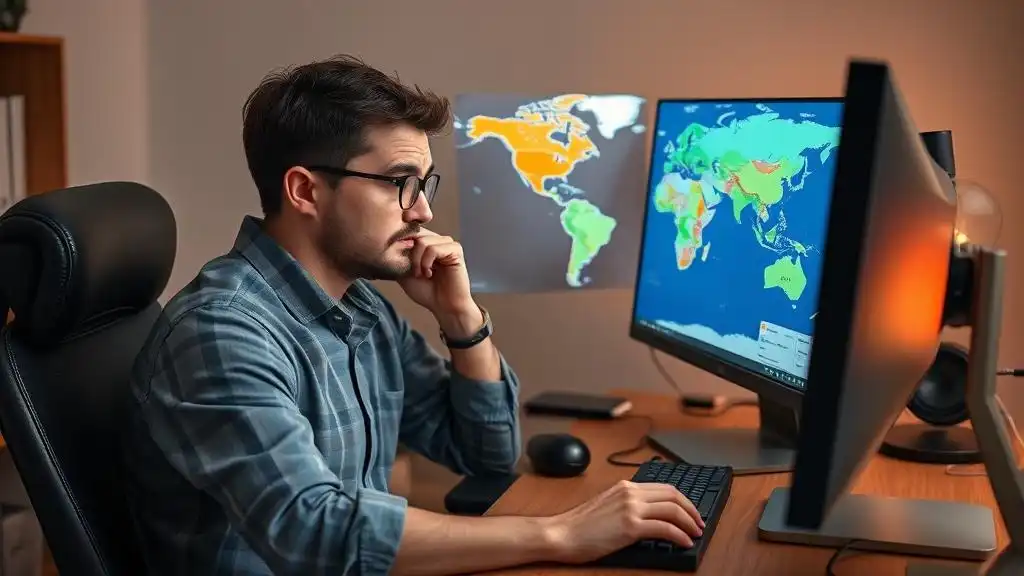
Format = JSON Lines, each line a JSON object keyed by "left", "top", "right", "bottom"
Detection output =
{"left": 633, "top": 100, "right": 843, "bottom": 363}
{"left": 454, "top": 93, "right": 648, "bottom": 293}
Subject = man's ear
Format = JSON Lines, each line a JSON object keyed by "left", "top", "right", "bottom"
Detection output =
{"left": 282, "top": 166, "right": 321, "bottom": 217}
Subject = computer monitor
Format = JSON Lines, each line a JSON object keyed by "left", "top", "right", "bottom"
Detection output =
{"left": 757, "top": 59, "right": 1002, "bottom": 566}
{"left": 629, "top": 97, "right": 843, "bottom": 474}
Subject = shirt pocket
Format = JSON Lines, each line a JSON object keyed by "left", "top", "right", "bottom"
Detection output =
{"left": 310, "top": 402, "right": 363, "bottom": 456}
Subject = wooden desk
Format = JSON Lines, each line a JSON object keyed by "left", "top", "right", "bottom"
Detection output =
{"left": 486, "top": 390, "right": 1007, "bottom": 575}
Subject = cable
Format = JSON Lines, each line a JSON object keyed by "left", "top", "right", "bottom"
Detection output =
{"left": 605, "top": 414, "right": 661, "bottom": 467}
{"left": 825, "top": 539, "right": 865, "bottom": 575}
{"left": 997, "top": 368, "right": 1024, "bottom": 377}
{"left": 649, "top": 347, "right": 683, "bottom": 395}
{"left": 649, "top": 347, "right": 758, "bottom": 416}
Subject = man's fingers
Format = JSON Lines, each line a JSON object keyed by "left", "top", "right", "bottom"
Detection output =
{"left": 635, "top": 483, "right": 704, "bottom": 528}
{"left": 409, "top": 242, "right": 428, "bottom": 276}
{"left": 636, "top": 519, "right": 694, "bottom": 549}
{"left": 414, "top": 237, "right": 463, "bottom": 273}
{"left": 641, "top": 501, "right": 702, "bottom": 538}
{"left": 420, "top": 245, "right": 439, "bottom": 277}
{"left": 413, "top": 232, "right": 451, "bottom": 246}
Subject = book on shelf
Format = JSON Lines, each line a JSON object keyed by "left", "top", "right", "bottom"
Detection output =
{"left": 0, "top": 95, "right": 27, "bottom": 213}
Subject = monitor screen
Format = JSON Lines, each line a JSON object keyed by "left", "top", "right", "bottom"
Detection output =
{"left": 632, "top": 99, "right": 843, "bottom": 392}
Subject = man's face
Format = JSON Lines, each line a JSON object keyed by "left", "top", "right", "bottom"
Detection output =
{"left": 316, "top": 123, "right": 435, "bottom": 281}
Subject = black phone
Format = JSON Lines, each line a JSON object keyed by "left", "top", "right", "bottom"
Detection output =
{"left": 524, "top": 391, "right": 633, "bottom": 420}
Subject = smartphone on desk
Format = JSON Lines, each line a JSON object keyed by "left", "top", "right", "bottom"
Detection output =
{"left": 524, "top": 391, "right": 633, "bottom": 420}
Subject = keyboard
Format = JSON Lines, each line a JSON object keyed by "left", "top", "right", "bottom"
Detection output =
{"left": 594, "top": 460, "right": 733, "bottom": 572}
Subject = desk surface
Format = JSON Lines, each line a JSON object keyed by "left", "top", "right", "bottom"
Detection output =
{"left": 486, "top": 390, "right": 1007, "bottom": 575}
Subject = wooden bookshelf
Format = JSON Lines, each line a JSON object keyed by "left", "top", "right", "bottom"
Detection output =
{"left": 0, "top": 34, "right": 66, "bottom": 574}
{"left": 1, "top": 33, "right": 66, "bottom": 327}
{"left": 0, "top": 32, "right": 67, "bottom": 196}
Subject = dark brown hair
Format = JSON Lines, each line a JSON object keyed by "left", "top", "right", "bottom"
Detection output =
{"left": 241, "top": 54, "right": 451, "bottom": 215}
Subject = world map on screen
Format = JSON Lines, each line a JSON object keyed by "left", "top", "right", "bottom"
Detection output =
{"left": 633, "top": 100, "right": 843, "bottom": 385}
{"left": 454, "top": 93, "right": 648, "bottom": 293}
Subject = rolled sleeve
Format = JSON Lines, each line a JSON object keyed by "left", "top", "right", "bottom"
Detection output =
{"left": 449, "top": 355, "right": 519, "bottom": 426}
{"left": 357, "top": 489, "right": 408, "bottom": 574}
{"left": 137, "top": 303, "right": 406, "bottom": 576}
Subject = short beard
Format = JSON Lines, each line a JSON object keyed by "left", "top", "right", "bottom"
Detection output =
{"left": 315, "top": 216, "right": 418, "bottom": 282}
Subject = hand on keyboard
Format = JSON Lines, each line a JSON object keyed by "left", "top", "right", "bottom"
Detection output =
{"left": 544, "top": 479, "right": 705, "bottom": 564}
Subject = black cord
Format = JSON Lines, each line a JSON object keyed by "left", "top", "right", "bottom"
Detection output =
{"left": 649, "top": 347, "right": 683, "bottom": 395}
{"left": 650, "top": 346, "right": 758, "bottom": 416}
{"left": 825, "top": 539, "right": 864, "bottom": 575}
{"left": 998, "top": 368, "right": 1024, "bottom": 377}
{"left": 605, "top": 414, "right": 661, "bottom": 467}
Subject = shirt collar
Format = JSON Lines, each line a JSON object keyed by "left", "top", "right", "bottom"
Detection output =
{"left": 232, "top": 215, "right": 380, "bottom": 325}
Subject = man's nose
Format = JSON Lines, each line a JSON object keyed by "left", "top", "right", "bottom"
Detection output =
{"left": 403, "top": 190, "right": 433, "bottom": 223}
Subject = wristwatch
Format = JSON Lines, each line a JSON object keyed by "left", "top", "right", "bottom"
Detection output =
{"left": 439, "top": 307, "right": 492, "bottom": 350}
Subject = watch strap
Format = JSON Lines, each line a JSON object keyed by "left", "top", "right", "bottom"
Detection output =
{"left": 440, "top": 307, "right": 492, "bottom": 350}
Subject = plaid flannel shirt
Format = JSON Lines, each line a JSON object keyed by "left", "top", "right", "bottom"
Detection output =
{"left": 122, "top": 215, "right": 521, "bottom": 576}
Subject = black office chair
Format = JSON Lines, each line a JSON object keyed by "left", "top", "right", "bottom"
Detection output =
{"left": 0, "top": 182, "right": 176, "bottom": 576}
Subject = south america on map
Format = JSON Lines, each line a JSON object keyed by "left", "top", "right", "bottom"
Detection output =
{"left": 454, "top": 93, "right": 648, "bottom": 293}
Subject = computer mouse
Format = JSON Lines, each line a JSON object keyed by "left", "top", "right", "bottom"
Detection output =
{"left": 526, "top": 433, "right": 591, "bottom": 478}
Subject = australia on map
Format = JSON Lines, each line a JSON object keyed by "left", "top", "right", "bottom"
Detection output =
{"left": 454, "top": 93, "right": 648, "bottom": 293}
{"left": 632, "top": 100, "right": 843, "bottom": 382}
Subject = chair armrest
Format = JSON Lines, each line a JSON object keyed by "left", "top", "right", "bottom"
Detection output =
{"left": 443, "top": 473, "right": 520, "bottom": 516}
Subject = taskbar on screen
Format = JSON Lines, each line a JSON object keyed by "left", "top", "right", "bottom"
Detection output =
{"left": 635, "top": 318, "right": 808, "bottom": 392}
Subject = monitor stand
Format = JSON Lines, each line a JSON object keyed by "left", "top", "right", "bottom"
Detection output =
{"left": 646, "top": 395, "right": 797, "bottom": 475}
{"left": 760, "top": 248, "right": 1021, "bottom": 576}
{"left": 903, "top": 248, "right": 1024, "bottom": 575}
{"left": 758, "top": 486, "right": 997, "bottom": 561}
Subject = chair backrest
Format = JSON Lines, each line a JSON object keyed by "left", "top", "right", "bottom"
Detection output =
{"left": 0, "top": 182, "right": 176, "bottom": 576}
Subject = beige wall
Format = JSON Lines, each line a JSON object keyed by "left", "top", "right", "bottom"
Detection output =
{"left": 15, "top": 0, "right": 1024, "bottom": 510}
{"left": 20, "top": 0, "right": 149, "bottom": 187}
{"left": 146, "top": 0, "right": 1024, "bottom": 401}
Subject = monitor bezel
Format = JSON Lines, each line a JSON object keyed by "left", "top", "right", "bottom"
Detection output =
{"left": 628, "top": 96, "right": 844, "bottom": 412}
{"left": 786, "top": 61, "right": 892, "bottom": 528}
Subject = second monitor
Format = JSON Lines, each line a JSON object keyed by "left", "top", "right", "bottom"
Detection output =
{"left": 630, "top": 97, "right": 844, "bottom": 474}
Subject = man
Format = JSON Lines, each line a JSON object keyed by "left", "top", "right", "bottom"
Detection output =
{"left": 123, "top": 54, "right": 703, "bottom": 576}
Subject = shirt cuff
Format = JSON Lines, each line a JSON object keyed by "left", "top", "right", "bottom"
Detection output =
{"left": 357, "top": 489, "right": 408, "bottom": 576}
{"left": 448, "top": 355, "right": 519, "bottom": 424}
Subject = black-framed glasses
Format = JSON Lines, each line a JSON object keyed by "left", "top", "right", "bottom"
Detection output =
{"left": 305, "top": 165, "right": 440, "bottom": 210}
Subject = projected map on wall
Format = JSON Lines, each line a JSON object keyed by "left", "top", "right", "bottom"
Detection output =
{"left": 454, "top": 93, "right": 648, "bottom": 293}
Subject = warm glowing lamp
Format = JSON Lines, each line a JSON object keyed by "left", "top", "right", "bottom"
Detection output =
{"left": 881, "top": 132, "right": 1003, "bottom": 465}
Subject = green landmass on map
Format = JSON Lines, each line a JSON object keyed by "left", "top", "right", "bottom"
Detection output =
{"left": 560, "top": 198, "right": 616, "bottom": 287}
{"left": 657, "top": 110, "right": 839, "bottom": 301}
{"left": 763, "top": 255, "right": 808, "bottom": 301}
{"left": 464, "top": 94, "right": 617, "bottom": 287}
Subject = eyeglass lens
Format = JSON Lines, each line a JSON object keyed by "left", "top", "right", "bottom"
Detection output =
{"left": 400, "top": 174, "right": 439, "bottom": 208}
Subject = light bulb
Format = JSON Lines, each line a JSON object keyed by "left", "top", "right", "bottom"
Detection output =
{"left": 953, "top": 179, "right": 1002, "bottom": 248}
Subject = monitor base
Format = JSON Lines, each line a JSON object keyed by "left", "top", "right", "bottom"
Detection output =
{"left": 880, "top": 424, "right": 982, "bottom": 465}
{"left": 906, "top": 548, "right": 1024, "bottom": 576}
{"left": 647, "top": 429, "right": 794, "bottom": 475}
{"left": 648, "top": 394, "right": 799, "bottom": 475}
{"left": 758, "top": 487, "right": 997, "bottom": 561}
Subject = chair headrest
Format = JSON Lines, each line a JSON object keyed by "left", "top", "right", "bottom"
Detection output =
{"left": 0, "top": 182, "right": 176, "bottom": 347}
